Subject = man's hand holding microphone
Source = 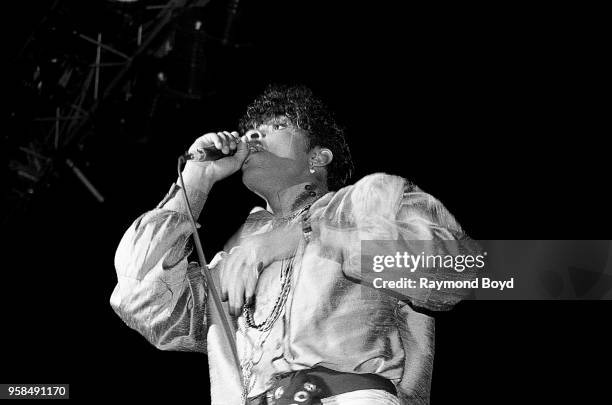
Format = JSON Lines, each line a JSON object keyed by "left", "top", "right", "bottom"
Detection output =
{"left": 180, "top": 130, "right": 250, "bottom": 194}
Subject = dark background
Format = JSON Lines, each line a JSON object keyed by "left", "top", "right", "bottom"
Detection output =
{"left": 2, "top": 0, "right": 610, "bottom": 402}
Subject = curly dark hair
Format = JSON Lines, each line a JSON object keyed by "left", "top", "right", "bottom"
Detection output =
{"left": 239, "top": 84, "right": 354, "bottom": 191}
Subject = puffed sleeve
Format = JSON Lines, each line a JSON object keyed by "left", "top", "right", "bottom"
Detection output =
{"left": 309, "top": 173, "right": 475, "bottom": 311}
{"left": 110, "top": 209, "right": 207, "bottom": 352}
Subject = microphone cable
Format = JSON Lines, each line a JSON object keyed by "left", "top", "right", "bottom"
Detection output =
{"left": 177, "top": 155, "right": 244, "bottom": 388}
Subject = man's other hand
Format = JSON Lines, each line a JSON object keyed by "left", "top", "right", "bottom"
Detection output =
{"left": 220, "top": 223, "right": 302, "bottom": 316}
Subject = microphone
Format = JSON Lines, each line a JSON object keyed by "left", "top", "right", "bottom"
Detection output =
{"left": 182, "top": 130, "right": 263, "bottom": 162}
{"left": 182, "top": 146, "right": 235, "bottom": 162}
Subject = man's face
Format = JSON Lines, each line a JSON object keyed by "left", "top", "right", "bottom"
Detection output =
{"left": 241, "top": 115, "right": 312, "bottom": 192}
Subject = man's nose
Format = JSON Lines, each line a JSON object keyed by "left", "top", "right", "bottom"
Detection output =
{"left": 244, "top": 129, "right": 264, "bottom": 141}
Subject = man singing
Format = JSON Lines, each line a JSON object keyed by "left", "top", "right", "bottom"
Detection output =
{"left": 111, "top": 85, "right": 471, "bottom": 404}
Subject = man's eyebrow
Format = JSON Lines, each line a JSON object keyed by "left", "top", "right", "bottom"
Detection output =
{"left": 262, "top": 116, "right": 293, "bottom": 126}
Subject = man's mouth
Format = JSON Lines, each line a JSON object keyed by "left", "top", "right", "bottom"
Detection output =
{"left": 248, "top": 142, "right": 265, "bottom": 154}
{"left": 244, "top": 142, "right": 265, "bottom": 164}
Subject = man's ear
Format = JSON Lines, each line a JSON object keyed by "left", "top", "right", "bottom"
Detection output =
{"left": 310, "top": 147, "right": 334, "bottom": 168}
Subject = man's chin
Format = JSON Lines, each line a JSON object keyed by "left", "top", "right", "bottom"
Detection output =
{"left": 241, "top": 168, "right": 269, "bottom": 199}
{"left": 241, "top": 165, "right": 260, "bottom": 187}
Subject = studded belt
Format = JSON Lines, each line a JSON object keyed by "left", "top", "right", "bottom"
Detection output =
{"left": 249, "top": 366, "right": 397, "bottom": 405}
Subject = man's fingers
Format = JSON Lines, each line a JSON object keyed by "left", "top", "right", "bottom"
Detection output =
{"left": 210, "top": 133, "right": 223, "bottom": 151}
{"left": 221, "top": 131, "right": 235, "bottom": 151}
{"left": 229, "top": 278, "right": 245, "bottom": 317}
{"left": 216, "top": 132, "right": 230, "bottom": 154}
{"left": 189, "top": 132, "right": 216, "bottom": 154}
{"left": 222, "top": 131, "right": 237, "bottom": 151}
{"left": 220, "top": 272, "right": 228, "bottom": 302}
{"left": 220, "top": 253, "right": 235, "bottom": 302}
{"left": 220, "top": 247, "right": 259, "bottom": 316}
{"left": 244, "top": 268, "right": 258, "bottom": 307}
